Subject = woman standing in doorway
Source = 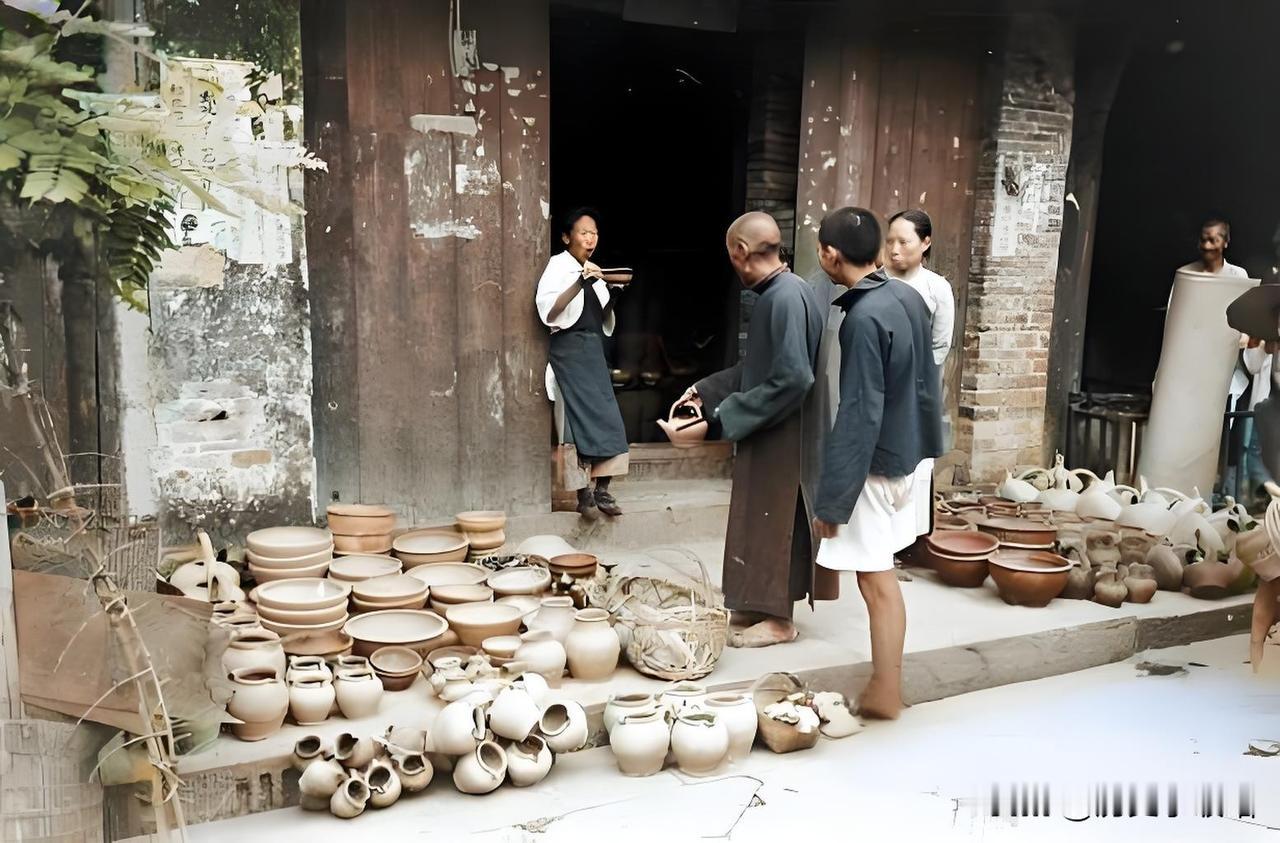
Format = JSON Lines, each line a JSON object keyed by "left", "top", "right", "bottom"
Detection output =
{"left": 536, "top": 208, "right": 629, "bottom": 516}
{"left": 885, "top": 209, "right": 954, "bottom": 537}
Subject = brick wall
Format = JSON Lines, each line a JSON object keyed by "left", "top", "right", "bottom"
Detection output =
{"left": 956, "top": 14, "right": 1075, "bottom": 483}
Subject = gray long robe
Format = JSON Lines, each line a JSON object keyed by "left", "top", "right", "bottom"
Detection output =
{"left": 696, "top": 270, "right": 839, "bottom": 619}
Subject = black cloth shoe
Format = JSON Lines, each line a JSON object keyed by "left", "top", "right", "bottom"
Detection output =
{"left": 594, "top": 488, "right": 622, "bottom": 517}
{"left": 576, "top": 487, "right": 595, "bottom": 516}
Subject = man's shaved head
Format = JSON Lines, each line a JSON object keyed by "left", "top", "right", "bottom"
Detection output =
{"left": 725, "top": 211, "right": 785, "bottom": 286}
{"left": 726, "top": 211, "right": 783, "bottom": 256}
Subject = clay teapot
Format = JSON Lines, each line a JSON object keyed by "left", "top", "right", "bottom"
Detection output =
{"left": 1037, "top": 455, "right": 1081, "bottom": 513}
{"left": 657, "top": 399, "right": 709, "bottom": 448}
{"left": 997, "top": 471, "right": 1040, "bottom": 504}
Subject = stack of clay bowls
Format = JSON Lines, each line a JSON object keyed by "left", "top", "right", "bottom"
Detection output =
{"left": 923, "top": 531, "right": 999, "bottom": 588}
{"left": 252, "top": 577, "right": 351, "bottom": 650}
{"left": 369, "top": 645, "right": 424, "bottom": 692}
{"left": 429, "top": 583, "right": 494, "bottom": 615}
{"left": 247, "top": 527, "right": 334, "bottom": 583}
{"left": 457, "top": 511, "right": 506, "bottom": 559}
{"left": 547, "top": 552, "right": 599, "bottom": 579}
{"left": 328, "top": 554, "right": 402, "bottom": 586}
{"left": 405, "top": 562, "right": 489, "bottom": 590}
{"left": 393, "top": 529, "right": 469, "bottom": 568}
{"left": 327, "top": 504, "right": 395, "bottom": 556}
{"left": 351, "top": 574, "right": 430, "bottom": 613}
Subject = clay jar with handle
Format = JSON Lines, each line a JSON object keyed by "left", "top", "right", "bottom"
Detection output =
{"left": 291, "top": 735, "right": 330, "bottom": 773}
{"left": 705, "top": 694, "right": 758, "bottom": 762}
{"left": 432, "top": 697, "right": 487, "bottom": 755}
{"left": 391, "top": 753, "right": 433, "bottom": 793}
{"left": 488, "top": 684, "right": 541, "bottom": 741}
{"left": 299, "top": 756, "right": 346, "bottom": 801}
{"left": 506, "top": 735, "right": 553, "bottom": 787}
{"left": 526, "top": 596, "right": 577, "bottom": 643}
{"left": 670, "top": 710, "right": 730, "bottom": 776}
{"left": 658, "top": 681, "right": 707, "bottom": 717}
{"left": 222, "top": 628, "right": 286, "bottom": 677}
{"left": 288, "top": 678, "right": 335, "bottom": 726}
{"left": 564, "top": 608, "right": 620, "bottom": 680}
{"left": 226, "top": 666, "right": 289, "bottom": 741}
{"left": 453, "top": 740, "right": 508, "bottom": 795}
{"left": 334, "top": 668, "right": 383, "bottom": 719}
{"left": 329, "top": 775, "right": 370, "bottom": 819}
{"left": 603, "top": 692, "right": 657, "bottom": 736}
{"left": 610, "top": 709, "right": 670, "bottom": 777}
{"left": 287, "top": 655, "right": 333, "bottom": 685}
{"left": 364, "top": 758, "right": 402, "bottom": 809}
{"left": 539, "top": 700, "right": 589, "bottom": 753}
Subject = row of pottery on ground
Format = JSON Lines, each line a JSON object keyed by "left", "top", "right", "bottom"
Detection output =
{"left": 225, "top": 653, "right": 389, "bottom": 741}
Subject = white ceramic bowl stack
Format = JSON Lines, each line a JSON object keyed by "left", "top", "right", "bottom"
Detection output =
{"left": 246, "top": 527, "right": 335, "bottom": 583}
{"left": 251, "top": 577, "right": 352, "bottom": 644}
{"left": 351, "top": 574, "right": 430, "bottom": 613}
{"left": 327, "top": 503, "right": 396, "bottom": 555}
{"left": 393, "top": 530, "right": 470, "bottom": 567}
{"left": 328, "top": 554, "right": 403, "bottom": 585}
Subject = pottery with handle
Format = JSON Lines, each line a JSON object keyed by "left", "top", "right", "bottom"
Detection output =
{"left": 299, "top": 756, "right": 346, "bottom": 800}
{"left": 671, "top": 710, "right": 730, "bottom": 777}
{"left": 364, "top": 758, "right": 402, "bottom": 809}
{"left": 432, "top": 697, "right": 487, "bottom": 756}
{"left": 488, "top": 684, "right": 541, "bottom": 741}
{"left": 526, "top": 596, "right": 577, "bottom": 643}
{"left": 391, "top": 752, "right": 433, "bottom": 792}
{"left": 657, "top": 398, "right": 709, "bottom": 448}
{"left": 453, "top": 740, "right": 508, "bottom": 795}
{"left": 334, "top": 732, "right": 377, "bottom": 769}
{"left": 539, "top": 700, "right": 589, "bottom": 753}
{"left": 226, "top": 666, "right": 289, "bottom": 741}
{"left": 705, "top": 693, "right": 758, "bottom": 762}
{"left": 291, "top": 735, "right": 329, "bottom": 773}
{"left": 506, "top": 735, "right": 553, "bottom": 787}
{"left": 334, "top": 668, "right": 383, "bottom": 718}
{"left": 603, "top": 692, "right": 657, "bottom": 736}
{"left": 610, "top": 709, "right": 670, "bottom": 777}
{"left": 288, "top": 678, "right": 335, "bottom": 726}
{"left": 222, "top": 628, "right": 287, "bottom": 677}
{"left": 329, "top": 775, "right": 369, "bottom": 819}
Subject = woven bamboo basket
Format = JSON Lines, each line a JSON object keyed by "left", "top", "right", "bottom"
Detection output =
{"left": 606, "top": 547, "right": 728, "bottom": 681}
{"left": 751, "top": 672, "right": 820, "bottom": 754}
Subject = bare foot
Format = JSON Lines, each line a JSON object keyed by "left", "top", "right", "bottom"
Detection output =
{"left": 856, "top": 681, "right": 903, "bottom": 720}
{"left": 729, "top": 618, "right": 798, "bottom": 648}
{"left": 730, "top": 610, "right": 769, "bottom": 629}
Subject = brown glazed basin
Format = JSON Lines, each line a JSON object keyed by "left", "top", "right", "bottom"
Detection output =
{"left": 925, "top": 547, "right": 990, "bottom": 588}
{"left": 977, "top": 517, "right": 1058, "bottom": 547}
{"left": 926, "top": 531, "right": 999, "bottom": 558}
{"left": 988, "top": 551, "right": 1072, "bottom": 607}
{"left": 1183, "top": 557, "right": 1246, "bottom": 600}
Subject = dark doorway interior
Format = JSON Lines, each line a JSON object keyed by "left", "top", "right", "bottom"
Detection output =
{"left": 1082, "top": 3, "right": 1280, "bottom": 392}
{"left": 549, "top": 8, "right": 756, "bottom": 443}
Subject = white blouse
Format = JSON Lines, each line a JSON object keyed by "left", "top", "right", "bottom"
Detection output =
{"left": 535, "top": 250, "right": 616, "bottom": 400}
{"left": 890, "top": 264, "right": 955, "bottom": 366}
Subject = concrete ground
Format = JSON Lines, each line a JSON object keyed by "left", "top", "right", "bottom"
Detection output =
{"left": 177, "top": 633, "right": 1280, "bottom": 842}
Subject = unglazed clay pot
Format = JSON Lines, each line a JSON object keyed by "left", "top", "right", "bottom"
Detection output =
{"left": 705, "top": 694, "right": 758, "bottom": 762}
{"left": 506, "top": 735, "right": 553, "bottom": 787}
{"left": 488, "top": 684, "right": 541, "bottom": 741}
{"left": 1183, "top": 555, "right": 1245, "bottom": 599}
{"left": 391, "top": 752, "right": 433, "bottom": 792}
{"left": 1123, "top": 563, "right": 1159, "bottom": 604}
{"left": 610, "top": 709, "right": 670, "bottom": 776}
{"left": 222, "top": 628, "right": 287, "bottom": 677}
{"left": 334, "top": 669, "right": 383, "bottom": 718}
{"left": 539, "top": 701, "right": 589, "bottom": 753}
{"left": 364, "top": 758, "right": 402, "bottom": 809}
{"left": 432, "top": 697, "right": 487, "bottom": 756}
{"left": 512, "top": 629, "right": 566, "bottom": 682}
{"left": 291, "top": 735, "right": 329, "bottom": 772}
{"left": 289, "top": 679, "right": 335, "bottom": 725}
{"left": 1146, "top": 543, "right": 1187, "bottom": 590}
{"left": 286, "top": 654, "right": 334, "bottom": 685}
{"left": 988, "top": 551, "right": 1072, "bottom": 607}
{"left": 226, "top": 667, "right": 288, "bottom": 741}
{"left": 1092, "top": 569, "right": 1127, "bottom": 608}
{"left": 299, "top": 756, "right": 345, "bottom": 800}
{"left": 564, "top": 608, "right": 619, "bottom": 680}
{"left": 453, "top": 740, "right": 507, "bottom": 795}
{"left": 329, "top": 775, "right": 370, "bottom": 819}
{"left": 334, "top": 732, "right": 377, "bottom": 769}
{"left": 604, "top": 693, "right": 657, "bottom": 736}
{"left": 671, "top": 711, "right": 730, "bottom": 777}
{"left": 526, "top": 596, "right": 577, "bottom": 643}
{"left": 659, "top": 682, "right": 707, "bottom": 717}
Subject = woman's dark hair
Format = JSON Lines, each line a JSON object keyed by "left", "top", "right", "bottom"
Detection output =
{"left": 818, "top": 207, "right": 881, "bottom": 265}
{"left": 888, "top": 208, "right": 933, "bottom": 258}
{"left": 561, "top": 206, "right": 600, "bottom": 237}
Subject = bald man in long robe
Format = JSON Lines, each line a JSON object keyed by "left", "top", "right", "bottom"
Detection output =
{"left": 677, "top": 212, "right": 839, "bottom": 647}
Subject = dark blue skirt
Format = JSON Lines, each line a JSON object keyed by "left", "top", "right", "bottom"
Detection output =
{"left": 549, "top": 329, "right": 628, "bottom": 461}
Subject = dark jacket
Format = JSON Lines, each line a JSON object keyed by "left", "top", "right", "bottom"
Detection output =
{"left": 814, "top": 269, "right": 944, "bottom": 524}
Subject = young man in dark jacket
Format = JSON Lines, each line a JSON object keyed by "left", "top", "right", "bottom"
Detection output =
{"left": 811, "top": 207, "right": 943, "bottom": 719}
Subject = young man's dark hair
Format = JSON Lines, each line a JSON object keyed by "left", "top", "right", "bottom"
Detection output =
{"left": 818, "top": 206, "right": 881, "bottom": 265}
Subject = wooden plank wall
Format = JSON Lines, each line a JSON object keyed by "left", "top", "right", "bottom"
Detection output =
{"left": 301, "top": 0, "right": 552, "bottom": 520}
{"left": 793, "top": 14, "right": 987, "bottom": 439}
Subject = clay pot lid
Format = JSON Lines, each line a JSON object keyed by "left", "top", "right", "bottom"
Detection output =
{"left": 252, "top": 577, "right": 351, "bottom": 610}
{"left": 444, "top": 601, "right": 523, "bottom": 625}
{"left": 328, "top": 555, "right": 402, "bottom": 581}
{"left": 343, "top": 609, "right": 448, "bottom": 645}
{"left": 456, "top": 510, "right": 507, "bottom": 532}
{"left": 353, "top": 574, "right": 430, "bottom": 602}
{"left": 405, "top": 563, "right": 489, "bottom": 588}
{"left": 247, "top": 526, "right": 334, "bottom": 558}
{"left": 369, "top": 645, "right": 423, "bottom": 675}
{"left": 394, "top": 530, "right": 469, "bottom": 555}
{"left": 925, "top": 531, "right": 998, "bottom": 557}
{"left": 327, "top": 502, "right": 394, "bottom": 518}
{"left": 989, "top": 550, "right": 1073, "bottom": 573}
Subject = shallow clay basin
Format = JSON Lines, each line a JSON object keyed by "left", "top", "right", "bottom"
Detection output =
{"left": 253, "top": 577, "right": 350, "bottom": 612}
{"left": 353, "top": 574, "right": 430, "bottom": 605}
{"left": 328, "top": 554, "right": 402, "bottom": 583}
{"left": 487, "top": 566, "right": 552, "bottom": 597}
{"left": 445, "top": 602, "right": 524, "bottom": 646}
{"left": 988, "top": 550, "right": 1072, "bottom": 607}
{"left": 247, "top": 526, "right": 334, "bottom": 558}
{"left": 925, "top": 531, "right": 998, "bottom": 558}
{"left": 393, "top": 530, "right": 469, "bottom": 566}
{"left": 343, "top": 609, "right": 449, "bottom": 657}
{"left": 405, "top": 563, "right": 489, "bottom": 589}
{"left": 976, "top": 516, "right": 1058, "bottom": 547}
